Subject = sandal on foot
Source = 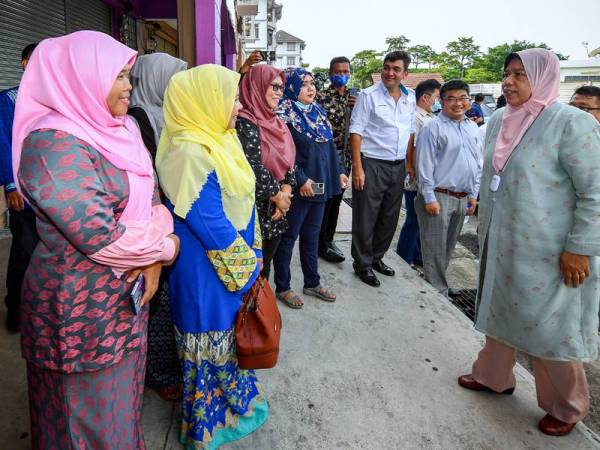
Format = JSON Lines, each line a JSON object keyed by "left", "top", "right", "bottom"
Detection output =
{"left": 411, "top": 264, "right": 425, "bottom": 278}
{"left": 276, "top": 290, "right": 304, "bottom": 309}
{"left": 303, "top": 285, "right": 336, "bottom": 302}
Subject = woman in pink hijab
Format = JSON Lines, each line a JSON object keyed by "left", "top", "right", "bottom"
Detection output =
{"left": 13, "top": 31, "right": 179, "bottom": 448}
{"left": 458, "top": 49, "right": 600, "bottom": 436}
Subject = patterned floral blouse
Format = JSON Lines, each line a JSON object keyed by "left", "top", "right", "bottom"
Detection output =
{"left": 18, "top": 129, "right": 159, "bottom": 373}
{"left": 236, "top": 117, "right": 296, "bottom": 241}
{"left": 317, "top": 85, "right": 352, "bottom": 173}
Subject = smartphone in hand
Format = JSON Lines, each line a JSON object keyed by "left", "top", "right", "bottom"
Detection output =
{"left": 311, "top": 182, "right": 325, "bottom": 195}
{"left": 129, "top": 275, "right": 145, "bottom": 315}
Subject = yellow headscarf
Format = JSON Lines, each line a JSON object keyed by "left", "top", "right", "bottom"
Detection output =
{"left": 156, "top": 64, "right": 255, "bottom": 230}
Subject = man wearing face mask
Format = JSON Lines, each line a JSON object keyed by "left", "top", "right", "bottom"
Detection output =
{"left": 396, "top": 79, "right": 441, "bottom": 272}
{"left": 316, "top": 56, "right": 355, "bottom": 263}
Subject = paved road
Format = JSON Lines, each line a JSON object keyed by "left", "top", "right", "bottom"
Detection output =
{"left": 1, "top": 234, "right": 598, "bottom": 449}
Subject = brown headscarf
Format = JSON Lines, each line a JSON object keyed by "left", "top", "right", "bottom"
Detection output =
{"left": 238, "top": 65, "right": 295, "bottom": 181}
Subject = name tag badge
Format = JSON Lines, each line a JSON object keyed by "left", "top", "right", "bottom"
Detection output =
{"left": 490, "top": 174, "right": 501, "bottom": 192}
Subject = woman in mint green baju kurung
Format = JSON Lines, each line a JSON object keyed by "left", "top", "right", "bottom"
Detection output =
{"left": 475, "top": 100, "right": 600, "bottom": 362}
{"left": 459, "top": 48, "right": 600, "bottom": 436}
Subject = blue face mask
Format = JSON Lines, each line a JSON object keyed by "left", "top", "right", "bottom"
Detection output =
{"left": 432, "top": 99, "right": 442, "bottom": 113}
{"left": 330, "top": 74, "right": 350, "bottom": 88}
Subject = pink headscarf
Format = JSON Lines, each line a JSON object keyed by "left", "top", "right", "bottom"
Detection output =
{"left": 12, "top": 31, "right": 154, "bottom": 222}
{"left": 238, "top": 65, "right": 295, "bottom": 181}
{"left": 493, "top": 48, "right": 560, "bottom": 173}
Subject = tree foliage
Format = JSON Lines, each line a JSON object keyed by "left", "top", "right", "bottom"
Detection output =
{"left": 351, "top": 50, "right": 383, "bottom": 87}
{"left": 385, "top": 35, "right": 410, "bottom": 52}
{"left": 446, "top": 37, "right": 480, "bottom": 78}
{"left": 311, "top": 66, "right": 329, "bottom": 78}
{"left": 341, "top": 36, "right": 569, "bottom": 87}
{"left": 409, "top": 44, "right": 436, "bottom": 69}
{"left": 476, "top": 40, "right": 568, "bottom": 80}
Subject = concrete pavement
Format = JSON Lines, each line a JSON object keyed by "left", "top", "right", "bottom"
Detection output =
{"left": 1, "top": 232, "right": 599, "bottom": 449}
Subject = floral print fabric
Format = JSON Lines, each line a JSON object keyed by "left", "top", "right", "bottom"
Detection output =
{"left": 18, "top": 129, "right": 157, "bottom": 372}
{"left": 27, "top": 332, "right": 147, "bottom": 450}
{"left": 236, "top": 118, "right": 296, "bottom": 241}
{"left": 276, "top": 67, "right": 333, "bottom": 143}
{"left": 175, "top": 327, "right": 269, "bottom": 449}
{"left": 317, "top": 85, "right": 352, "bottom": 173}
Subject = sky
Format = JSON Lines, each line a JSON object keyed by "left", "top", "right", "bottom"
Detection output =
{"left": 275, "top": 0, "right": 600, "bottom": 69}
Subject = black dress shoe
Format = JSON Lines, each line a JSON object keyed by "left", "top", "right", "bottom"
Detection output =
{"left": 329, "top": 241, "right": 345, "bottom": 258}
{"left": 448, "top": 288, "right": 462, "bottom": 298}
{"left": 372, "top": 260, "right": 395, "bottom": 276}
{"left": 353, "top": 266, "right": 380, "bottom": 287}
{"left": 319, "top": 247, "right": 345, "bottom": 263}
{"left": 5, "top": 310, "right": 20, "bottom": 333}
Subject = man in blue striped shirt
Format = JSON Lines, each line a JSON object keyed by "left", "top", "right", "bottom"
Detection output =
{"left": 0, "top": 43, "right": 38, "bottom": 332}
{"left": 415, "top": 79, "right": 482, "bottom": 297}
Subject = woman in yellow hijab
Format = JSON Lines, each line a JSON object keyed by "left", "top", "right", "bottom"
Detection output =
{"left": 156, "top": 64, "right": 268, "bottom": 449}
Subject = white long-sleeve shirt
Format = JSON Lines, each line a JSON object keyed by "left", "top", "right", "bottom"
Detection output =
{"left": 349, "top": 82, "right": 416, "bottom": 161}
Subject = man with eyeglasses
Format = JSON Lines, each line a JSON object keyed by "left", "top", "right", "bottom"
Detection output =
{"left": 349, "top": 51, "right": 416, "bottom": 287}
{"left": 569, "top": 85, "right": 600, "bottom": 123}
{"left": 415, "top": 79, "right": 482, "bottom": 297}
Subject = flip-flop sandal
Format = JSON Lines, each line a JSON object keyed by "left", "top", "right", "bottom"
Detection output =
{"left": 411, "top": 264, "right": 425, "bottom": 278}
{"left": 303, "top": 285, "right": 336, "bottom": 302}
{"left": 276, "top": 290, "right": 304, "bottom": 309}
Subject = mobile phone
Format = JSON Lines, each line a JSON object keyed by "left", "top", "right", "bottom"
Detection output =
{"left": 259, "top": 51, "right": 268, "bottom": 61}
{"left": 348, "top": 87, "right": 360, "bottom": 97}
{"left": 129, "top": 275, "right": 145, "bottom": 315}
{"left": 311, "top": 182, "right": 325, "bottom": 195}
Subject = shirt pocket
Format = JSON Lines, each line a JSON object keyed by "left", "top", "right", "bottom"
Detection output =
{"left": 372, "top": 103, "right": 393, "bottom": 125}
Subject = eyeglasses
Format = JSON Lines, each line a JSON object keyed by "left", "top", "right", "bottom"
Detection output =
{"left": 270, "top": 84, "right": 284, "bottom": 93}
{"left": 443, "top": 96, "right": 470, "bottom": 103}
{"left": 569, "top": 103, "right": 600, "bottom": 113}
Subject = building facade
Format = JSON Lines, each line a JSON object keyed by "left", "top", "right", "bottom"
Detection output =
{"left": 559, "top": 59, "right": 600, "bottom": 83}
{"left": 0, "top": 0, "right": 239, "bottom": 90}
{"left": 274, "top": 30, "right": 305, "bottom": 69}
{"left": 237, "top": 0, "right": 282, "bottom": 63}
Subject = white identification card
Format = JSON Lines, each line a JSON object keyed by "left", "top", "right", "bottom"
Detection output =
{"left": 490, "top": 174, "right": 501, "bottom": 192}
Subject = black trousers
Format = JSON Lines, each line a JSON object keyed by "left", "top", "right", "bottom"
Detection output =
{"left": 261, "top": 235, "right": 282, "bottom": 279}
{"left": 318, "top": 190, "right": 344, "bottom": 252}
{"left": 351, "top": 157, "right": 405, "bottom": 270}
{"left": 5, "top": 207, "right": 38, "bottom": 314}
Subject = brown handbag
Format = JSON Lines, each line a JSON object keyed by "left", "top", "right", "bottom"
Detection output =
{"left": 235, "top": 276, "right": 282, "bottom": 369}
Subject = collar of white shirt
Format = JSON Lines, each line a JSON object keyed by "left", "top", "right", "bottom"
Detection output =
{"left": 378, "top": 81, "right": 410, "bottom": 97}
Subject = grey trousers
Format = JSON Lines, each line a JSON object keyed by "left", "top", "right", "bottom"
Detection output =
{"left": 351, "top": 157, "right": 405, "bottom": 270}
{"left": 415, "top": 192, "right": 467, "bottom": 296}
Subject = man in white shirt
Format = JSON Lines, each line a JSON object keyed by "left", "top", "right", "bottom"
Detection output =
{"left": 349, "top": 51, "right": 416, "bottom": 287}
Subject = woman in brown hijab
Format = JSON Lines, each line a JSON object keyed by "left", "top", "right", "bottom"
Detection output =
{"left": 236, "top": 65, "right": 297, "bottom": 302}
